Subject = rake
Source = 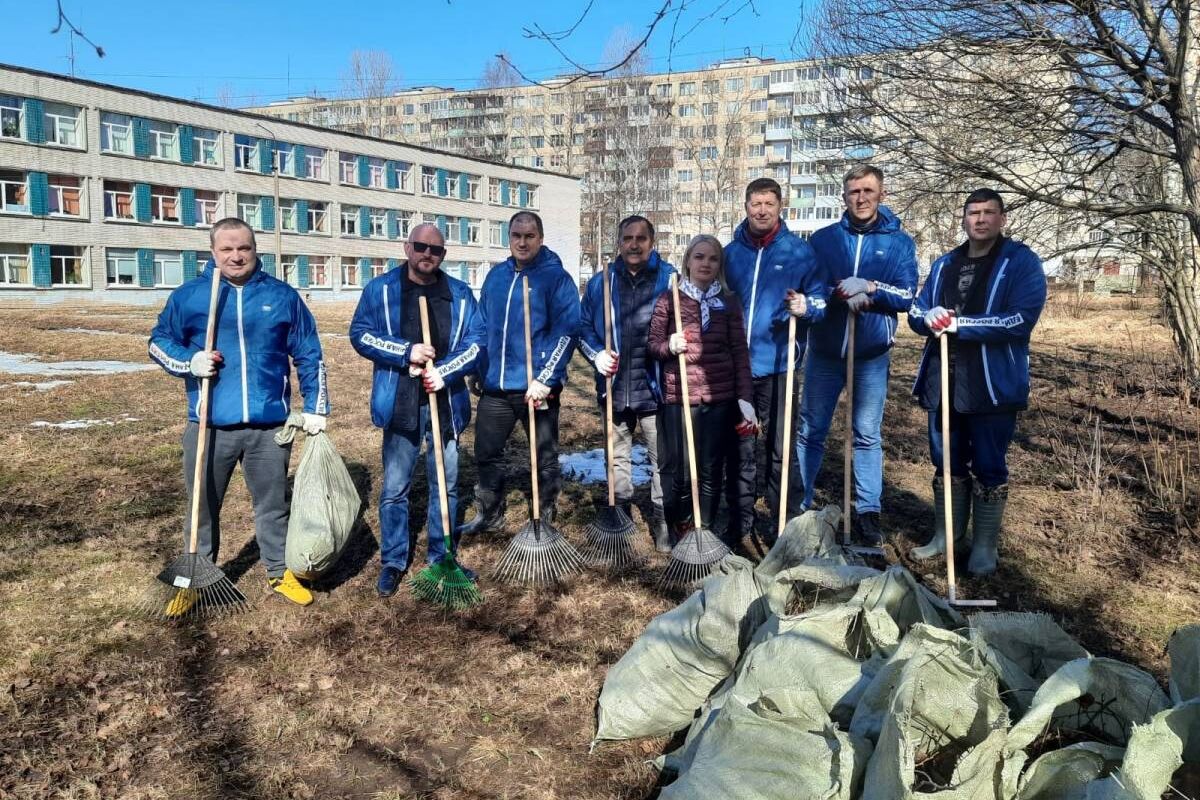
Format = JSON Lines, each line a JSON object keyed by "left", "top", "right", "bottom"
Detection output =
{"left": 660, "top": 275, "right": 733, "bottom": 588}
{"left": 410, "top": 296, "right": 483, "bottom": 609}
{"left": 938, "top": 333, "right": 996, "bottom": 608}
{"left": 135, "top": 265, "right": 249, "bottom": 622}
{"left": 775, "top": 314, "right": 797, "bottom": 541}
{"left": 490, "top": 274, "right": 587, "bottom": 585}
{"left": 842, "top": 314, "right": 885, "bottom": 558}
{"left": 583, "top": 261, "right": 639, "bottom": 569}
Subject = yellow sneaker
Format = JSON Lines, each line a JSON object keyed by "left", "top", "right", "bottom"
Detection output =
{"left": 268, "top": 570, "right": 313, "bottom": 606}
{"left": 164, "top": 588, "right": 198, "bottom": 618}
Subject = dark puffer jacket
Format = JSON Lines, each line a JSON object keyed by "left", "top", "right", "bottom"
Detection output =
{"left": 648, "top": 290, "right": 753, "bottom": 406}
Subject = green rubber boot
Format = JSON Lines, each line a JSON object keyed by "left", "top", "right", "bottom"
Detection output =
{"left": 911, "top": 475, "right": 972, "bottom": 560}
{"left": 967, "top": 483, "right": 1008, "bottom": 576}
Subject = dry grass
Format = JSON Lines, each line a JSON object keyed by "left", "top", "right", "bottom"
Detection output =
{"left": 1, "top": 296, "right": 1197, "bottom": 798}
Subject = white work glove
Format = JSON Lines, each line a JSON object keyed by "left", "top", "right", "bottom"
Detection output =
{"left": 846, "top": 292, "right": 873, "bottom": 314}
{"left": 421, "top": 364, "right": 445, "bottom": 393}
{"left": 735, "top": 399, "right": 759, "bottom": 436}
{"left": 526, "top": 379, "right": 551, "bottom": 409}
{"left": 301, "top": 413, "right": 327, "bottom": 435}
{"left": 924, "top": 306, "right": 958, "bottom": 337}
{"left": 837, "top": 276, "right": 872, "bottom": 298}
{"left": 189, "top": 349, "right": 221, "bottom": 378}
{"left": 786, "top": 290, "right": 807, "bottom": 318}
{"left": 668, "top": 332, "right": 690, "bottom": 355}
{"left": 594, "top": 350, "right": 619, "bottom": 377}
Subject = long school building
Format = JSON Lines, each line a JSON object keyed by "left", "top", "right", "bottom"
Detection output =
{"left": 0, "top": 64, "right": 581, "bottom": 304}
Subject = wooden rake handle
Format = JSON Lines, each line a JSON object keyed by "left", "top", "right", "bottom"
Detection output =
{"left": 778, "top": 315, "right": 797, "bottom": 538}
{"left": 939, "top": 333, "right": 959, "bottom": 598}
{"left": 602, "top": 263, "right": 617, "bottom": 508}
{"left": 418, "top": 296, "right": 454, "bottom": 554}
{"left": 843, "top": 313, "right": 856, "bottom": 544}
{"left": 186, "top": 265, "right": 222, "bottom": 555}
{"left": 523, "top": 276, "right": 542, "bottom": 522}
{"left": 670, "top": 276, "right": 704, "bottom": 528}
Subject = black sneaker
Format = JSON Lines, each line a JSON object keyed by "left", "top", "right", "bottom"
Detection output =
{"left": 376, "top": 565, "right": 406, "bottom": 598}
{"left": 857, "top": 512, "right": 884, "bottom": 547}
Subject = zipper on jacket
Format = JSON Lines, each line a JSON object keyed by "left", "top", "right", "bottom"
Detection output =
{"left": 451, "top": 296, "right": 466, "bottom": 436}
{"left": 841, "top": 234, "right": 866, "bottom": 359}
{"left": 979, "top": 256, "right": 1010, "bottom": 406}
{"left": 235, "top": 285, "right": 249, "bottom": 423}
{"left": 499, "top": 271, "right": 520, "bottom": 391}
{"left": 745, "top": 247, "right": 764, "bottom": 346}
{"left": 383, "top": 284, "right": 393, "bottom": 335}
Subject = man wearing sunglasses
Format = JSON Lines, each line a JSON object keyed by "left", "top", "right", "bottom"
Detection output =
{"left": 350, "top": 222, "right": 486, "bottom": 597}
{"left": 461, "top": 211, "right": 580, "bottom": 534}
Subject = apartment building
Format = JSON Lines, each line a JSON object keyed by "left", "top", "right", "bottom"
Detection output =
{"left": 251, "top": 56, "right": 868, "bottom": 269}
{"left": 0, "top": 64, "right": 581, "bottom": 304}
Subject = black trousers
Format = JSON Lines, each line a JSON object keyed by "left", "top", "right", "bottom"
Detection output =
{"left": 725, "top": 372, "right": 802, "bottom": 536}
{"left": 658, "top": 400, "right": 737, "bottom": 530}
{"left": 474, "top": 391, "right": 561, "bottom": 508}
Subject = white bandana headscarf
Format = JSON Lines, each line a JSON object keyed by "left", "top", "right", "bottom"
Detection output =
{"left": 680, "top": 278, "right": 725, "bottom": 332}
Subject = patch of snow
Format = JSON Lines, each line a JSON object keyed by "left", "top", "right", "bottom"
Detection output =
{"left": 0, "top": 351, "right": 156, "bottom": 377}
{"left": 6, "top": 380, "right": 74, "bottom": 391}
{"left": 30, "top": 415, "right": 141, "bottom": 430}
{"left": 560, "top": 444, "right": 652, "bottom": 487}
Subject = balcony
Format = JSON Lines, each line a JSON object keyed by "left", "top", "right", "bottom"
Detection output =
{"left": 767, "top": 80, "right": 794, "bottom": 96}
{"left": 765, "top": 126, "right": 793, "bottom": 142}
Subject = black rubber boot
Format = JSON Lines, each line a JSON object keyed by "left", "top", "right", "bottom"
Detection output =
{"left": 460, "top": 487, "right": 505, "bottom": 536}
{"left": 856, "top": 511, "right": 884, "bottom": 547}
{"left": 650, "top": 504, "right": 671, "bottom": 553}
{"left": 911, "top": 476, "right": 972, "bottom": 560}
{"left": 967, "top": 483, "right": 1007, "bottom": 576}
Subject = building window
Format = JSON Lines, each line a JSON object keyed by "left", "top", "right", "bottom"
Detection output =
{"left": 237, "top": 194, "right": 261, "bottom": 229}
{"left": 489, "top": 220, "right": 503, "bottom": 246}
{"left": 678, "top": 82, "right": 696, "bottom": 96}
{"left": 310, "top": 255, "right": 331, "bottom": 288}
{"left": 49, "top": 245, "right": 84, "bottom": 286}
{"left": 194, "top": 127, "right": 221, "bottom": 166}
{"left": 103, "top": 181, "right": 135, "bottom": 220}
{"left": 656, "top": 83, "right": 672, "bottom": 98}
{"left": 445, "top": 217, "right": 461, "bottom": 245}
{"left": 303, "top": 149, "right": 326, "bottom": 180}
{"left": 234, "top": 135, "right": 259, "bottom": 171}
{"left": 421, "top": 167, "right": 437, "bottom": 194}
{"left": 394, "top": 162, "right": 412, "bottom": 191}
{"left": 340, "top": 206, "right": 358, "bottom": 236}
{"left": 49, "top": 175, "right": 82, "bottom": 217}
{"left": 0, "top": 170, "right": 27, "bottom": 213}
{"left": 467, "top": 219, "right": 481, "bottom": 245}
{"left": 726, "top": 77, "right": 744, "bottom": 92}
{"left": 307, "top": 201, "right": 328, "bottom": 233}
{"left": 0, "top": 97, "right": 22, "bottom": 140}
{"left": 368, "top": 158, "right": 385, "bottom": 188}
{"left": 488, "top": 179, "right": 499, "bottom": 203}
{"left": 678, "top": 105, "right": 696, "bottom": 117}
{"left": 105, "top": 248, "right": 137, "bottom": 285}
{"left": 154, "top": 250, "right": 183, "bottom": 287}
{"left": 279, "top": 200, "right": 299, "bottom": 232}
{"left": 272, "top": 144, "right": 293, "bottom": 176}
{"left": 750, "top": 99, "right": 769, "bottom": 113}
{"left": 446, "top": 173, "right": 460, "bottom": 196}
{"left": 371, "top": 258, "right": 389, "bottom": 278}
{"left": 467, "top": 175, "right": 481, "bottom": 201}
{"left": 526, "top": 186, "right": 538, "bottom": 208}
{"left": 100, "top": 112, "right": 134, "bottom": 154}
{"left": 281, "top": 255, "right": 299, "bottom": 287}
{"left": 149, "top": 121, "right": 179, "bottom": 161}
{"left": 43, "top": 102, "right": 82, "bottom": 148}
{"left": 339, "top": 153, "right": 356, "bottom": 184}
{"left": 195, "top": 190, "right": 220, "bottom": 226}
{"left": 151, "top": 186, "right": 179, "bottom": 224}
{"left": 0, "top": 243, "right": 30, "bottom": 284}
{"left": 369, "top": 208, "right": 386, "bottom": 237}
{"left": 701, "top": 103, "right": 718, "bottom": 116}
{"left": 397, "top": 210, "right": 415, "bottom": 239}
{"left": 340, "top": 257, "right": 358, "bottom": 288}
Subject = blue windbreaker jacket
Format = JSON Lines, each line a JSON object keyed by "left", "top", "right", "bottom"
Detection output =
{"left": 724, "top": 219, "right": 827, "bottom": 378}
{"left": 349, "top": 265, "right": 485, "bottom": 436}
{"left": 477, "top": 246, "right": 579, "bottom": 393}
{"left": 908, "top": 237, "right": 1047, "bottom": 412}
{"left": 808, "top": 206, "right": 919, "bottom": 361}
{"left": 577, "top": 252, "right": 676, "bottom": 411}
{"left": 149, "top": 262, "right": 328, "bottom": 426}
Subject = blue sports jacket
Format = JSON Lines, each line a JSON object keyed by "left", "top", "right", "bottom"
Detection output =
{"left": 349, "top": 265, "right": 485, "bottom": 437}
{"left": 477, "top": 246, "right": 579, "bottom": 393}
{"left": 577, "top": 252, "right": 676, "bottom": 412}
{"left": 724, "top": 219, "right": 827, "bottom": 378}
{"left": 149, "top": 262, "right": 328, "bottom": 426}
{"left": 808, "top": 206, "right": 919, "bottom": 361}
{"left": 909, "top": 237, "right": 1047, "bottom": 412}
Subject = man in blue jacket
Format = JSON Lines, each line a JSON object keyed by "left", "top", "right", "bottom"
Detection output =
{"left": 349, "top": 222, "right": 486, "bottom": 597}
{"left": 799, "top": 166, "right": 918, "bottom": 545}
{"left": 149, "top": 218, "right": 328, "bottom": 609}
{"left": 908, "top": 188, "right": 1046, "bottom": 576}
{"left": 724, "top": 178, "right": 827, "bottom": 542}
{"left": 461, "top": 211, "right": 580, "bottom": 533}
{"left": 578, "top": 215, "right": 676, "bottom": 551}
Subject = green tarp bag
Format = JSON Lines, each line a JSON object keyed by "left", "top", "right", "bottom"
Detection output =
{"left": 276, "top": 413, "right": 361, "bottom": 579}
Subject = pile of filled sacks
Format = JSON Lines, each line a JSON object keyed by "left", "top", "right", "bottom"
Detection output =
{"left": 593, "top": 508, "right": 1200, "bottom": 800}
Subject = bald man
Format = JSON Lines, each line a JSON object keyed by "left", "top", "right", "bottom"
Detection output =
{"left": 350, "top": 223, "right": 487, "bottom": 597}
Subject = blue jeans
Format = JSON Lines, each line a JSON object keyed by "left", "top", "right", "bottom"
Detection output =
{"left": 379, "top": 405, "right": 458, "bottom": 569}
{"left": 797, "top": 349, "right": 890, "bottom": 514}
{"left": 928, "top": 408, "right": 1016, "bottom": 488}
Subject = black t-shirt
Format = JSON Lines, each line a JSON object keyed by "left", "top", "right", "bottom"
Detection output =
{"left": 390, "top": 268, "right": 453, "bottom": 434}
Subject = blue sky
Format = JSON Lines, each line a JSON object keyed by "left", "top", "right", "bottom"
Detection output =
{"left": 1, "top": 0, "right": 812, "bottom": 107}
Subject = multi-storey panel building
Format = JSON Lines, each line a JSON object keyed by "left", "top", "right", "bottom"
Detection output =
{"left": 0, "top": 64, "right": 581, "bottom": 303}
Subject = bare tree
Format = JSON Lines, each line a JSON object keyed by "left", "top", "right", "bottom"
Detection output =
{"left": 814, "top": 0, "right": 1200, "bottom": 396}
{"left": 481, "top": 52, "right": 522, "bottom": 89}
{"left": 339, "top": 50, "right": 401, "bottom": 139}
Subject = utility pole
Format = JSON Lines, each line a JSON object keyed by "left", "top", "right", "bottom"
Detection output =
{"left": 254, "top": 122, "right": 283, "bottom": 277}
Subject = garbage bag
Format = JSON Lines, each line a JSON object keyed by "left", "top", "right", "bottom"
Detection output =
{"left": 756, "top": 506, "right": 844, "bottom": 578}
{"left": 969, "top": 612, "right": 1089, "bottom": 715}
{"left": 1086, "top": 699, "right": 1200, "bottom": 800}
{"left": 849, "top": 564, "right": 965, "bottom": 634}
{"left": 658, "top": 687, "right": 872, "bottom": 800}
{"left": 593, "top": 556, "right": 769, "bottom": 743}
{"left": 1013, "top": 742, "right": 1123, "bottom": 800}
{"left": 275, "top": 413, "right": 360, "bottom": 579}
{"left": 1169, "top": 624, "right": 1200, "bottom": 705}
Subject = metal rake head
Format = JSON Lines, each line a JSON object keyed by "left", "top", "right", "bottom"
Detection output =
{"left": 410, "top": 557, "right": 483, "bottom": 610}
{"left": 490, "top": 519, "right": 587, "bottom": 585}
{"left": 659, "top": 526, "right": 733, "bottom": 589}
{"left": 134, "top": 553, "right": 249, "bottom": 622}
{"left": 582, "top": 506, "right": 643, "bottom": 571}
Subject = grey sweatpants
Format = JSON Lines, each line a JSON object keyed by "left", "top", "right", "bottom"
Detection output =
{"left": 182, "top": 422, "right": 292, "bottom": 578}
{"left": 603, "top": 409, "right": 663, "bottom": 511}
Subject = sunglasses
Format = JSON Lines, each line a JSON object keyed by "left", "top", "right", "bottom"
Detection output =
{"left": 411, "top": 241, "right": 447, "bottom": 258}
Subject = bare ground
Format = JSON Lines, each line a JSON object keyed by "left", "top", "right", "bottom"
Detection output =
{"left": 1, "top": 293, "right": 1197, "bottom": 799}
